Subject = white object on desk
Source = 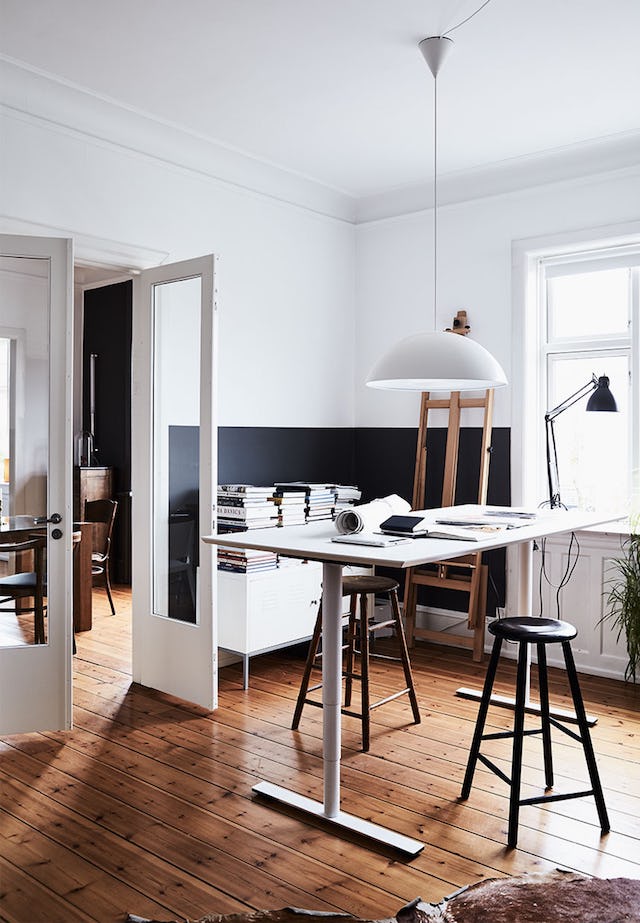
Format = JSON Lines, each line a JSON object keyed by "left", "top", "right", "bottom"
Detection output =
{"left": 202, "top": 505, "right": 617, "bottom": 857}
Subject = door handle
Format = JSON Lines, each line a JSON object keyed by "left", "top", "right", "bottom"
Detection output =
{"left": 34, "top": 513, "right": 62, "bottom": 524}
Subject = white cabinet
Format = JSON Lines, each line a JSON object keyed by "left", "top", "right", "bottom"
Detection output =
{"left": 217, "top": 561, "right": 373, "bottom": 688}
{"left": 217, "top": 561, "right": 322, "bottom": 688}
{"left": 533, "top": 527, "right": 629, "bottom": 680}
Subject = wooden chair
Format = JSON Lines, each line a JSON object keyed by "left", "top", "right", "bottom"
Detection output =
{"left": 0, "top": 537, "right": 47, "bottom": 643}
{"left": 84, "top": 498, "right": 118, "bottom": 615}
{"left": 404, "top": 389, "right": 494, "bottom": 661}
{"left": 292, "top": 574, "right": 421, "bottom": 751}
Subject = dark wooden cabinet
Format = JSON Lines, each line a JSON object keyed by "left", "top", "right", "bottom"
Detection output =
{"left": 74, "top": 466, "right": 113, "bottom": 520}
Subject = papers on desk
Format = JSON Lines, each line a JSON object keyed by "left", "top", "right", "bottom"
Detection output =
{"left": 428, "top": 508, "right": 537, "bottom": 541}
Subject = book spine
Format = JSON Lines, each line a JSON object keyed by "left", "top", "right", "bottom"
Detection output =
{"left": 217, "top": 505, "right": 275, "bottom": 519}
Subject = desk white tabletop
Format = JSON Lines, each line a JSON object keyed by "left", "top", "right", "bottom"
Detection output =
{"left": 202, "top": 506, "right": 623, "bottom": 569}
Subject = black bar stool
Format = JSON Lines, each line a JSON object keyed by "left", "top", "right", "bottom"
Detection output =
{"left": 292, "top": 574, "right": 421, "bottom": 751}
{"left": 460, "top": 616, "right": 610, "bottom": 848}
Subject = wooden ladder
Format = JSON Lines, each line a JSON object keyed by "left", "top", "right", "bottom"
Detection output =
{"left": 403, "top": 389, "right": 494, "bottom": 661}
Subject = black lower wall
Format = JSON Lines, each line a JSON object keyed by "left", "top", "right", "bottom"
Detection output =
{"left": 219, "top": 427, "right": 357, "bottom": 487}
{"left": 212, "top": 425, "right": 511, "bottom": 612}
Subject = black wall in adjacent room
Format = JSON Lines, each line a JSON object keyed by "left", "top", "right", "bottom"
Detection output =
{"left": 82, "top": 281, "right": 133, "bottom": 583}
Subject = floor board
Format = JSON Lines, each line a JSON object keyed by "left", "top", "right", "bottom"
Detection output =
{"left": 2, "top": 586, "right": 640, "bottom": 922}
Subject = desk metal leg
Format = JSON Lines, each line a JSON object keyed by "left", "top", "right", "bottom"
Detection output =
{"left": 253, "top": 560, "right": 424, "bottom": 856}
{"left": 456, "top": 539, "right": 596, "bottom": 726}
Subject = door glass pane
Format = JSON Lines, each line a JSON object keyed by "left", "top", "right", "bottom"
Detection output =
{"left": 547, "top": 353, "right": 629, "bottom": 513}
{"left": 547, "top": 269, "right": 630, "bottom": 340}
{"left": 0, "top": 256, "right": 49, "bottom": 646}
{"left": 152, "top": 277, "right": 200, "bottom": 622}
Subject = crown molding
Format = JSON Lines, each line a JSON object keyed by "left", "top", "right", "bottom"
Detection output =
{"left": 3, "top": 55, "right": 640, "bottom": 228}
{"left": 0, "top": 55, "right": 356, "bottom": 224}
{"left": 355, "top": 131, "right": 640, "bottom": 223}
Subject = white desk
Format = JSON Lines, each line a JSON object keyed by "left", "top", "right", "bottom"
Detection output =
{"left": 203, "top": 506, "right": 617, "bottom": 857}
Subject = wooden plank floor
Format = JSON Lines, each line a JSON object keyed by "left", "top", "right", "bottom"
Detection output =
{"left": 2, "top": 588, "right": 640, "bottom": 922}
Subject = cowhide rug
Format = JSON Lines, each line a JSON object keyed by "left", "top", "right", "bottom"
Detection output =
{"left": 126, "top": 870, "right": 640, "bottom": 923}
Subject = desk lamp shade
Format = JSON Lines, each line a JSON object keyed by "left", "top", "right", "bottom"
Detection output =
{"left": 366, "top": 330, "right": 507, "bottom": 392}
{"left": 586, "top": 376, "right": 617, "bottom": 412}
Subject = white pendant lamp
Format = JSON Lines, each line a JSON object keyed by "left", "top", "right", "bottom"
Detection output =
{"left": 366, "top": 35, "right": 507, "bottom": 393}
{"left": 367, "top": 329, "right": 507, "bottom": 391}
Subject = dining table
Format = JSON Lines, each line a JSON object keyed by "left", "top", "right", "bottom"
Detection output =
{"left": 1, "top": 515, "right": 93, "bottom": 632}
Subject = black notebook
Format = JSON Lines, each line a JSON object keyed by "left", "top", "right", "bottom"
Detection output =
{"left": 379, "top": 515, "right": 429, "bottom": 537}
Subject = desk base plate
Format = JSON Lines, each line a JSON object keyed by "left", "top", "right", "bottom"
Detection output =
{"left": 456, "top": 687, "right": 597, "bottom": 727}
{"left": 252, "top": 781, "right": 423, "bottom": 857}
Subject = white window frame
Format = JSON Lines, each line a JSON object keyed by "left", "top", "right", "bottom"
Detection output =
{"left": 512, "top": 222, "right": 640, "bottom": 513}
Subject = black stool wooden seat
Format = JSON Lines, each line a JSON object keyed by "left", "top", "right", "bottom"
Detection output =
{"left": 292, "top": 574, "right": 421, "bottom": 751}
{"left": 460, "top": 616, "right": 610, "bottom": 848}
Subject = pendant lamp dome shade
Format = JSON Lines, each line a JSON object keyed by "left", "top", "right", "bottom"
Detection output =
{"left": 366, "top": 330, "right": 508, "bottom": 392}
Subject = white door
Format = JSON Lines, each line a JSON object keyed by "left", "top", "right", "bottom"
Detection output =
{"left": 131, "top": 256, "right": 217, "bottom": 709}
{"left": 0, "top": 235, "right": 74, "bottom": 734}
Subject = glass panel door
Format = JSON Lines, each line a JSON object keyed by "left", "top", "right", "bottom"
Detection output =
{"left": 131, "top": 256, "right": 217, "bottom": 709}
{"left": 0, "top": 235, "right": 73, "bottom": 734}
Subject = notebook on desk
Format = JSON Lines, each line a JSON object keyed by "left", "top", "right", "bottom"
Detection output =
{"left": 331, "top": 532, "right": 412, "bottom": 548}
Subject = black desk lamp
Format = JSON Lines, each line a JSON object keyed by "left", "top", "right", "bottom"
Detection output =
{"left": 545, "top": 374, "right": 618, "bottom": 509}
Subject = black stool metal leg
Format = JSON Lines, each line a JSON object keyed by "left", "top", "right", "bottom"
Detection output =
{"left": 389, "top": 588, "right": 421, "bottom": 725}
{"left": 359, "top": 592, "right": 371, "bottom": 751}
{"left": 461, "top": 635, "right": 503, "bottom": 799}
{"left": 537, "top": 643, "right": 554, "bottom": 789}
{"left": 562, "top": 641, "right": 610, "bottom": 834}
{"left": 292, "top": 603, "right": 323, "bottom": 730}
{"left": 508, "top": 641, "right": 528, "bottom": 848}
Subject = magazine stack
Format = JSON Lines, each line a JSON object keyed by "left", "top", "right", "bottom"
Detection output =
{"left": 217, "top": 484, "right": 278, "bottom": 533}
{"left": 270, "top": 488, "right": 307, "bottom": 526}
{"left": 217, "top": 546, "right": 278, "bottom": 574}
{"left": 274, "top": 482, "right": 337, "bottom": 523}
{"left": 334, "top": 484, "right": 361, "bottom": 512}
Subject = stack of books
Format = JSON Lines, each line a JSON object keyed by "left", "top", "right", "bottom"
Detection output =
{"left": 334, "top": 484, "right": 361, "bottom": 512}
{"left": 271, "top": 489, "right": 307, "bottom": 526}
{"left": 275, "top": 482, "right": 338, "bottom": 523}
{"left": 217, "top": 484, "right": 278, "bottom": 533}
{"left": 217, "top": 546, "right": 278, "bottom": 574}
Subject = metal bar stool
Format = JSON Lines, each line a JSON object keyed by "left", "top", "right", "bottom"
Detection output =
{"left": 460, "top": 616, "right": 610, "bottom": 847}
{"left": 292, "top": 574, "right": 421, "bottom": 751}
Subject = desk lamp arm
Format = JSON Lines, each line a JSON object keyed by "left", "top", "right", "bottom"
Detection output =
{"left": 544, "top": 374, "right": 600, "bottom": 509}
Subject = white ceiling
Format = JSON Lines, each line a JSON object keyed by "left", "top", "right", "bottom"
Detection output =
{"left": 1, "top": 0, "right": 640, "bottom": 201}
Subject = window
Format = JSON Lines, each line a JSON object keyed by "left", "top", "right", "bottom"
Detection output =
{"left": 538, "top": 248, "right": 640, "bottom": 513}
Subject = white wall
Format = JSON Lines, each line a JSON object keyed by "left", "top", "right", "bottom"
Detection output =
{"left": 3, "top": 61, "right": 640, "bottom": 443}
{"left": 0, "top": 106, "right": 356, "bottom": 430}
{"left": 355, "top": 167, "right": 640, "bottom": 429}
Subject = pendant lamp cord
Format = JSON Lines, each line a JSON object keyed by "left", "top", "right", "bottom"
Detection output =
{"left": 433, "top": 70, "right": 438, "bottom": 330}
{"left": 443, "top": 0, "right": 494, "bottom": 36}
